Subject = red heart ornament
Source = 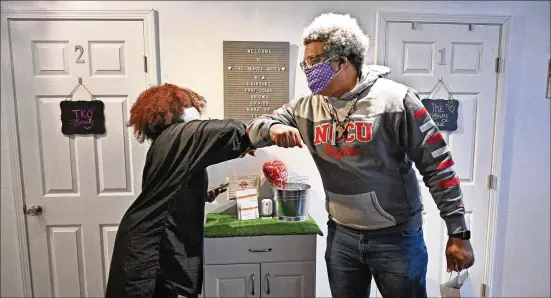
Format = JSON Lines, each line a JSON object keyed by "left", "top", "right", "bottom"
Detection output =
{"left": 262, "top": 160, "right": 288, "bottom": 188}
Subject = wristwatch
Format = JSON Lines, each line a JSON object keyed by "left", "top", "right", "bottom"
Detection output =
{"left": 449, "top": 230, "right": 471, "bottom": 240}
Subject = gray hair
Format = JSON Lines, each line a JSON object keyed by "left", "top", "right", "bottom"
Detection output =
{"left": 302, "top": 13, "right": 370, "bottom": 71}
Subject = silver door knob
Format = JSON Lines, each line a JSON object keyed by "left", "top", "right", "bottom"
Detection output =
{"left": 26, "top": 204, "right": 43, "bottom": 216}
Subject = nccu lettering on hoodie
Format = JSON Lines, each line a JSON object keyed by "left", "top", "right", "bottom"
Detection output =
{"left": 313, "top": 121, "right": 372, "bottom": 159}
{"left": 247, "top": 65, "right": 467, "bottom": 234}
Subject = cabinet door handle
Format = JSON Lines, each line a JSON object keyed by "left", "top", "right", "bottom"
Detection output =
{"left": 265, "top": 273, "right": 271, "bottom": 294}
{"left": 248, "top": 248, "right": 272, "bottom": 253}
{"left": 250, "top": 273, "right": 255, "bottom": 296}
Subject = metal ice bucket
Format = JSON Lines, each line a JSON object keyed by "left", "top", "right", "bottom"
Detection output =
{"left": 272, "top": 182, "right": 311, "bottom": 222}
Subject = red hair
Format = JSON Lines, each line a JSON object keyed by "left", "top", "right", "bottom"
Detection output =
{"left": 128, "top": 83, "right": 206, "bottom": 142}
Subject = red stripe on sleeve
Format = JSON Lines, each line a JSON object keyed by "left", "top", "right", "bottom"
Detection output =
{"left": 437, "top": 158, "right": 455, "bottom": 170}
{"left": 427, "top": 132, "right": 444, "bottom": 144}
{"left": 414, "top": 107, "right": 428, "bottom": 120}
{"left": 439, "top": 177, "right": 460, "bottom": 188}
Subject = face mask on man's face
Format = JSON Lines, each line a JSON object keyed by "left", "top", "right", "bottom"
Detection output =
{"left": 181, "top": 107, "right": 202, "bottom": 122}
{"left": 304, "top": 60, "right": 343, "bottom": 95}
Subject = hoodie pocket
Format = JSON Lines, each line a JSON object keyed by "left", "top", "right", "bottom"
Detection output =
{"left": 326, "top": 190, "right": 397, "bottom": 230}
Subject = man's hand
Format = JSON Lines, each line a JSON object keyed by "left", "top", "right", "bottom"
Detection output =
{"left": 445, "top": 237, "right": 475, "bottom": 272}
{"left": 269, "top": 124, "right": 303, "bottom": 148}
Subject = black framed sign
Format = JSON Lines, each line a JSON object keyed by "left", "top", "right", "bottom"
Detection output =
{"left": 421, "top": 98, "right": 459, "bottom": 132}
{"left": 60, "top": 100, "right": 106, "bottom": 135}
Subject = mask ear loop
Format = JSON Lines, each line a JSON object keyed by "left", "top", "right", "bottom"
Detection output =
{"left": 329, "top": 57, "right": 345, "bottom": 77}
{"left": 334, "top": 66, "right": 344, "bottom": 76}
{"left": 336, "top": 57, "right": 347, "bottom": 74}
{"left": 455, "top": 264, "right": 467, "bottom": 288}
{"left": 446, "top": 263, "right": 461, "bottom": 286}
{"left": 451, "top": 264, "right": 463, "bottom": 288}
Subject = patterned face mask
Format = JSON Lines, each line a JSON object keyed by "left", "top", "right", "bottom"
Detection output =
{"left": 304, "top": 60, "right": 342, "bottom": 95}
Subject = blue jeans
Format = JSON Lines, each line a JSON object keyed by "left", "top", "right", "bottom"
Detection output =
{"left": 325, "top": 220, "right": 428, "bottom": 298}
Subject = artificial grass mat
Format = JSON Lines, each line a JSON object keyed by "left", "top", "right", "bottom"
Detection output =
{"left": 204, "top": 213, "right": 323, "bottom": 238}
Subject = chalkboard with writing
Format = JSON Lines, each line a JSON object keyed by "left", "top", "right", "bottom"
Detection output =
{"left": 60, "top": 100, "right": 106, "bottom": 135}
{"left": 223, "top": 41, "right": 290, "bottom": 124}
{"left": 421, "top": 98, "right": 459, "bottom": 132}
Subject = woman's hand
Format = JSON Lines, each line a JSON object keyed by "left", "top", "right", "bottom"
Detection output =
{"left": 206, "top": 183, "right": 229, "bottom": 202}
{"left": 239, "top": 147, "right": 256, "bottom": 158}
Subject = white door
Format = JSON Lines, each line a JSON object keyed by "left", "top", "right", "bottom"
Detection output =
{"left": 384, "top": 22, "right": 500, "bottom": 297}
{"left": 260, "top": 261, "right": 316, "bottom": 298}
{"left": 204, "top": 264, "right": 260, "bottom": 298}
{"left": 9, "top": 19, "right": 149, "bottom": 297}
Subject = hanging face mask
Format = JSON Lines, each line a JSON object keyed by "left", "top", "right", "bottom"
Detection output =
{"left": 181, "top": 107, "right": 201, "bottom": 122}
{"left": 440, "top": 269, "right": 470, "bottom": 297}
{"left": 304, "top": 60, "right": 342, "bottom": 95}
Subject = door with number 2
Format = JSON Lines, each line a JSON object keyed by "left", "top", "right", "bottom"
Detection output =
{"left": 9, "top": 19, "right": 150, "bottom": 297}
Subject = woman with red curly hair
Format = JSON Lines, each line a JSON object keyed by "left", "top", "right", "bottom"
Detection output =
{"left": 105, "top": 83, "right": 254, "bottom": 298}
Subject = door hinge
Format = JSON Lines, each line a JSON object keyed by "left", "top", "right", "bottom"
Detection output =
{"left": 481, "top": 282, "right": 488, "bottom": 297}
{"left": 495, "top": 57, "right": 502, "bottom": 73}
{"left": 488, "top": 174, "right": 498, "bottom": 190}
{"left": 143, "top": 55, "right": 148, "bottom": 73}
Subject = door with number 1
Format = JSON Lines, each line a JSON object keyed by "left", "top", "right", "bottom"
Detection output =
{"left": 8, "top": 18, "right": 151, "bottom": 297}
{"left": 382, "top": 21, "right": 501, "bottom": 297}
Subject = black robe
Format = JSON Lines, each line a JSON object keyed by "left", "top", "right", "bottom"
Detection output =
{"left": 105, "top": 119, "right": 251, "bottom": 298}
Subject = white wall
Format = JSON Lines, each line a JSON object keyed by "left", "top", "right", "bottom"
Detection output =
{"left": 1, "top": 1, "right": 549, "bottom": 297}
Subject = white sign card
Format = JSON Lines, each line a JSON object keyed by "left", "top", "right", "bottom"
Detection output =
{"left": 227, "top": 174, "right": 260, "bottom": 200}
{"left": 236, "top": 189, "right": 259, "bottom": 221}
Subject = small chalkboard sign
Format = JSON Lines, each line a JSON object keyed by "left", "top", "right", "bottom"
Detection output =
{"left": 60, "top": 100, "right": 106, "bottom": 135}
{"left": 421, "top": 99, "right": 459, "bottom": 132}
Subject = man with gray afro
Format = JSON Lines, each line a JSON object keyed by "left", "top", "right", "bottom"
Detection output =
{"left": 248, "top": 13, "right": 474, "bottom": 298}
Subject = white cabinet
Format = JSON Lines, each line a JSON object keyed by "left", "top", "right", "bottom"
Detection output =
{"left": 204, "top": 264, "right": 260, "bottom": 298}
{"left": 203, "top": 235, "right": 317, "bottom": 298}
{"left": 260, "top": 262, "right": 315, "bottom": 298}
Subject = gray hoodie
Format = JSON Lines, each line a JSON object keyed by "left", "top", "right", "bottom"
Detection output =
{"left": 247, "top": 65, "right": 467, "bottom": 234}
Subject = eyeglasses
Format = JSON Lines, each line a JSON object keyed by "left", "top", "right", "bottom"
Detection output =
{"left": 300, "top": 52, "right": 338, "bottom": 70}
